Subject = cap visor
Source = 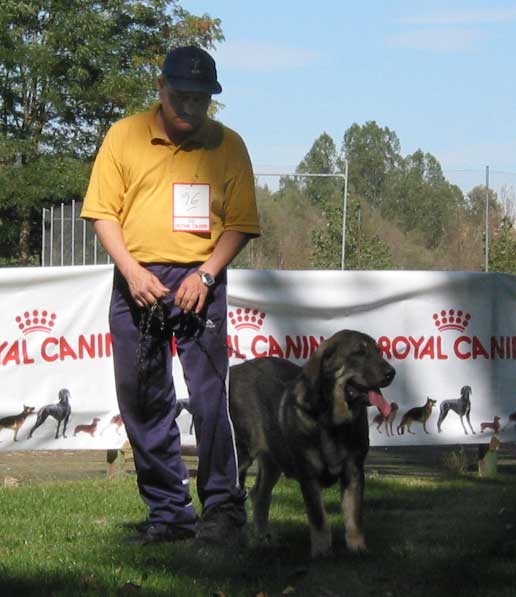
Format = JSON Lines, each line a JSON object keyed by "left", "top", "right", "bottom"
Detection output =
{"left": 164, "top": 77, "right": 222, "bottom": 94}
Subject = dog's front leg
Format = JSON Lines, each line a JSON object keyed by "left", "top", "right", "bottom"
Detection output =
{"left": 299, "top": 478, "right": 331, "bottom": 558}
{"left": 460, "top": 416, "right": 468, "bottom": 435}
{"left": 466, "top": 412, "right": 476, "bottom": 435}
{"left": 62, "top": 415, "right": 70, "bottom": 438}
{"left": 251, "top": 454, "right": 282, "bottom": 540}
{"left": 341, "top": 463, "right": 366, "bottom": 553}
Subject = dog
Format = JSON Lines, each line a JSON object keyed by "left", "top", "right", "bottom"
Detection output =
{"left": 28, "top": 389, "right": 72, "bottom": 439}
{"left": 101, "top": 414, "right": 125, "bottom": 435}
{"left": 397, "top": 398, "right": 437, "bottom": 435}
{"left": 0, "top": 405, "right": 36, "bottom": 441}
{"left": 437, "top": 385, "right": 475, "bottom": 435}
{"left": 175, "top": 398, "right": 194, "bottom": 434}
{"left": 229, "top": 329, "right": 395, "bottom": 558}
{"left": 74, "top": 417, "right": 101, "bottom": 437}
{"left": 371, "top": 401, "right": 399, "bottom": 436}
{"left": 480, "top": 416, "right": 501, "bottom": 434}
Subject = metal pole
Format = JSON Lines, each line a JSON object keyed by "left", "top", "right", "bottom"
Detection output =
{"left": 41, "top": 208, "right": 46, "bottom": 266}
{"left": 485, "top": 165, "right": 489, "bottom": 272}
{"left": 60, "top": 202, "right": 64, "bottom": 266}
{"left": 82, "top": 218, "right": 86, "bottom": 265}
{"left": 71, "top": 200, "right": 75, "bottom": 266}
{"left": 49, "top": 206, "right": 54, "bottom": 266}
{"left": 341, "top": 159, "right": 349, "bottom": 270}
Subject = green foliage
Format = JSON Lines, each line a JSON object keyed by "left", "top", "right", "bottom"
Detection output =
{"left": 382, "top": 150, "right": 465, "bottom": 249}
{"left": 343, "top": 121, "right": 402, "bottom": 206}
{"left": 489, "top": 217, "right": 516, "bottom": 274}
{"left": 0, "top": 0, "right": 223, "bottom": 264}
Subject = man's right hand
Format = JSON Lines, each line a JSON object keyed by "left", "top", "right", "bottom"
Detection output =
{"left": 91, "top": 220, "right": 170, "bottom": 309}
{"left": 125, "top": 263, "right": 170, "bottom": 308}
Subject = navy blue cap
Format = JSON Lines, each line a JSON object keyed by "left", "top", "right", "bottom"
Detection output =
{"left": 161, "top": 46, "right": 222, "bottom": 94}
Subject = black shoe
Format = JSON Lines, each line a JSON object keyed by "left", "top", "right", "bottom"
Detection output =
{"left": 122, "top": 519, "right": 152, "bottom": 534}
{"left": 196, "top": 502, "right": 246, "bottom": 547}
{"left": 123, "top": 523, "right": 195, "bottom": 545}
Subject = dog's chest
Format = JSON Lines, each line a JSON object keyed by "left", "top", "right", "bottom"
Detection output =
{"left": 303, "top": 430, "right": 351, "bottom": 483}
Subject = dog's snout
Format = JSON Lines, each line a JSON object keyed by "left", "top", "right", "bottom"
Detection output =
{"left": 384, "top": 366, "right": 396, "bottom": 384}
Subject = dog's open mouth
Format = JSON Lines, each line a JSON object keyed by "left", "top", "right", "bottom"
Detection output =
{"left": 346, "top": 383, "right": 391, "bottom": 418}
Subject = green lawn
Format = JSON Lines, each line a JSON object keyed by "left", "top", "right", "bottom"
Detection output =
{"left": 1, "top": 469, "right": 515, "bottom": 597}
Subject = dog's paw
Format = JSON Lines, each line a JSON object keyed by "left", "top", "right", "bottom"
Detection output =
{"left": 345, "top": 532, "right": 367, "bottom": 554}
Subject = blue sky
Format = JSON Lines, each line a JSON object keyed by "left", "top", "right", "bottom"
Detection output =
{"left": 181, "top": 0, "right": 516, "bottom": 196}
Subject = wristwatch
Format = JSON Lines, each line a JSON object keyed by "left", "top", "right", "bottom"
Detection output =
{"left": 198, "top": 270, "right": 215, "bottom": 287}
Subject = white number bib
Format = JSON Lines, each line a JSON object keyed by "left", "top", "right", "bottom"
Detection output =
{"left": 172, "top": 183, "right": 211, "bottom": 232}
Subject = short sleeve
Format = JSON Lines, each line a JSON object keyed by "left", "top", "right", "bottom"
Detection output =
{"left": 223, "top": 131, "right": 261, "bottom": 236}
{"left": 80, "top": 126, "right": 125, "bottom": 222}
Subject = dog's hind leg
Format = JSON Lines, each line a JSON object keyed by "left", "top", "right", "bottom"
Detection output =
{"left": 250, "top": 453, "right": 281, "bottom": 539}
{"left": 437, "top": 406, "right": 448, "bottom": 432}
{"left": 299, "top": 478, "right": 331, "bottom": 558}
{"left": 28, "top": 412, "right": 48, "bottom": 439}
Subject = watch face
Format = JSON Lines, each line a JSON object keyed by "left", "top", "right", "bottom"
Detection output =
{"left": 200, "top": 271, "right": 215, "bottom": 287}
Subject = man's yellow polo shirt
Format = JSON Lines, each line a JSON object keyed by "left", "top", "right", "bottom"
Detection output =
{"left": 81, "top": 104, "right": 260, "bottom": 264}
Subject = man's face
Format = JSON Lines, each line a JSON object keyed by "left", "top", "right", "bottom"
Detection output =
{"left": 159, "top": 79, "right": 211, "bottom": 135}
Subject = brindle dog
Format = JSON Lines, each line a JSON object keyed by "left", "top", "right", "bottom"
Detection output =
{"left": 230, "top": 329, "right": 395, "bottom": 558}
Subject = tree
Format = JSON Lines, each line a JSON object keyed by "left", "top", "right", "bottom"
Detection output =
{"left": 466, "top": 185, "right": 501, "bottom": 222}
{"left": 0, "top": 0, "right": 223, "bottom": 264}
{"left": 382, "top": 149, "right": 465, "bottom": 249}
{"left": 489, "top": 216, "right": 516, "bottom": 274}
{"left": 342, "top": 121, "right": 402, "bottom": 207}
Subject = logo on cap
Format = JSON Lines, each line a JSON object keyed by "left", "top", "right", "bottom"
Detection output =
{"left": 191, "top": 57, "right": 202, "bottom": 75}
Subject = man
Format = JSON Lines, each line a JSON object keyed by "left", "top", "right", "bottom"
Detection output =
{"left": 81, "top": 46, "right": 260, "bottom": 546}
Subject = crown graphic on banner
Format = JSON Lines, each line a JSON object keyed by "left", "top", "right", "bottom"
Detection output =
{"left": 432, "top": 309, "right": 471, "bottom": 332}
{"left": 15, "top": 309, "right": 57, "bottom": 335}
{"left": 228, "top": 308, "right": 266, "bottom": 331}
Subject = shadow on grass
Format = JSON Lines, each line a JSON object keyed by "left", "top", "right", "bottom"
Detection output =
{"left": 1, "top": 472, "right": 515, "bottom": 597}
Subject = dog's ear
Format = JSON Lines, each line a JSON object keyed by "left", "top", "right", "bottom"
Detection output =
{"left": 295, "top": 339, "right": 330, "bottom": 413}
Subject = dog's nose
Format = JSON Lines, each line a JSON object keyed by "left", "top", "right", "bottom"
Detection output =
{"left": 384, "top": 367, "right": 396, "bottom": 384}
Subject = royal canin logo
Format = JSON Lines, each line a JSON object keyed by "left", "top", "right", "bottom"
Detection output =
{"left": 379, "top": 307, "right": 515, "bottom": 361}
{"left": 228, "top": 308, "right": 266, "bottom": 331}
{"left": 16, "top": 309, "right": 57, "bottom": 335}
{"left": 223, "top": 306, "right": 324, "bottom": 360}
{"left": 0, "top": 309, "right": 111, "bottom": 367}
{"left": 432, "top": 309, "right": 471, "bottom": 332}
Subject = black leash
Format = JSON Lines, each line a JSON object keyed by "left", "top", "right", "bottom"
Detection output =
{"left": 136, "top": 299, "right": 291, "bottom": 407}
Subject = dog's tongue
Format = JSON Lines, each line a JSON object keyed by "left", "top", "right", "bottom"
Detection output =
{"left": 368, "top": 390, "right": 391, "bottom": 418}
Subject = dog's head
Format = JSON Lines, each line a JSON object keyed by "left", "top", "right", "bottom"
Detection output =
{"left": 298, "top": 330, "right": 395, "bottom": 425}
{"left": 23, "top": 405, "right": 36, "bottom": 415}
{"left": 58, "top": 389, "right": 71, "bottom": 404}
{"left": 426, "top": 398, "right": 437, "bottom": 407}
{"left": 460, "top": 385, "right": 472, "bottom": 399}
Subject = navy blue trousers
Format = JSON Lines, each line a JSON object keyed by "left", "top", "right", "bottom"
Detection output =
{"left": 109, "top": 264, "right": 245, "bottom": 529}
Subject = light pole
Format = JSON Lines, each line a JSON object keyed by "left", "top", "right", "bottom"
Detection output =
{"left": 485, "top": 165, "right": 489, "bottom": 272}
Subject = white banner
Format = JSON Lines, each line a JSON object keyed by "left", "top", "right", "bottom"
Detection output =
{"left": 1, "top": 266, "right": 515, "bottom": 451}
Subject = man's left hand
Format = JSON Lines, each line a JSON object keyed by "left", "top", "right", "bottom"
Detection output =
{"left": 175, "top": 273, "right": 210, "bottom": 313}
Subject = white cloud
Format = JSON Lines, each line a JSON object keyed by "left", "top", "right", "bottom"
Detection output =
{"left": 214, "top": 41, "right": 321, "bottom": 71}
{"left": 397, "top": 8, "right": 516, "bottom": 26}
{"left": 386, "top": 28, "right": 482, "bottom": 51}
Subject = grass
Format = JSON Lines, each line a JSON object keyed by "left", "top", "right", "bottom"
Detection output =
{"left": 1, "top": 469, "right": 516, "bottom": 597}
